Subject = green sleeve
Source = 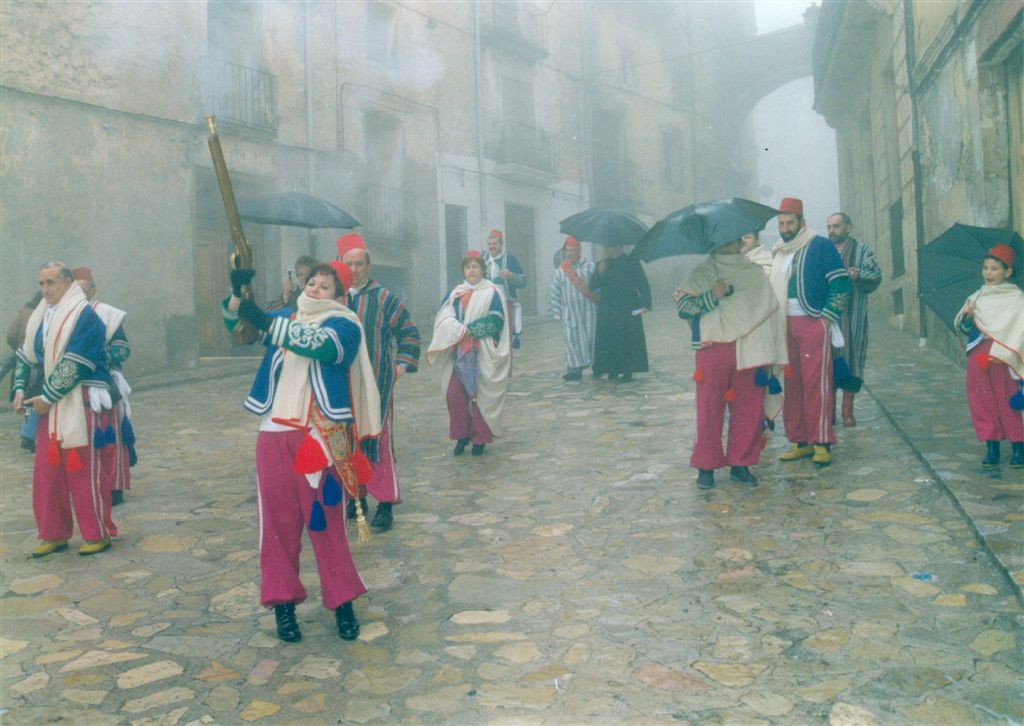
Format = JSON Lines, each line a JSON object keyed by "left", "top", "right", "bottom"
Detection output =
{"left": 822, "top": 277, "right": 851, "bottom": 322}
{"left": 676, "top": 290, "right": 719, "bottom": 319}
{"left": 40, "top": 358, "right": 90, "bottom": 403}
{"left": 467, "top": 313, "right": 504, "bottom": 340}
{"left": 12, "top": 359, "right": 30, "bottom": 393}
{"left": 266, "top": 317, "right": 342, "bottom": 363}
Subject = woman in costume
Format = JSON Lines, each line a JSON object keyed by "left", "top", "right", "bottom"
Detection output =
{"left": 224, "top": 261, "right": 381, "bottom": 643}
{"left": 954, "top": 244, "right": 1024, "bottom": 468}
{"left": 427, "top": 252, "right": 511, "bottom": 456}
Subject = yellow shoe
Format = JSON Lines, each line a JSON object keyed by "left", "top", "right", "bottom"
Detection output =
{"left": 812, "top": 445, "right": 832, "bottom": 466}
{"left": 31, "top": 539, "right": 68, "bottom": 558}
{"left": 78, "top": 538, "right": 111, "bottom": 556}
{"left": 780, "top": 444, "right": 814, "bottom": 461}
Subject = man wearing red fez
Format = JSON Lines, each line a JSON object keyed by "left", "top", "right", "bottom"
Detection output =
{"left": 337, "top": 233, "right": 421, "bottom": 531}
{"left": 955, "top": 243, "right": 1024, "bottom": 468}
{"left": 482, "top": 229, "right": 527, "bottom": 348}
{"left": 12, "top": 262, "right": 114, "bottom": 557}
{"left": 74, "top": 268, "right": 137, "bottom": 511}
{"left": 549, "top": 236, "right": 598, "bottom": 381}
{"left": 768, "top": 197, "right": 850, "bottom": 467}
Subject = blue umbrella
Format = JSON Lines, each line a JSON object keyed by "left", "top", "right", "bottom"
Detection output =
{"left": 559, "top": 208, "right": 648, "bottom": 247}
{"left": 633, "top": 198, "right": 779, "bottom": 262}
{"left": 239, "top": 191, "right": 360, "bottom": 229}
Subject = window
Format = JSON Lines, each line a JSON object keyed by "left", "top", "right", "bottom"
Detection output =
{"left": 888, "top": 197, "right": 906, "bottom": 278}
{"left": 661, "top": 128, "right": 685, "bottom": 192}
{"left": 892, "top": 287, "right": 904, "bottom": 315}
{"left": 366, "top": 2, "right": 398, "bottom": 68}
{"left": 207, "top": 0, "right": 262, "bottom": 66}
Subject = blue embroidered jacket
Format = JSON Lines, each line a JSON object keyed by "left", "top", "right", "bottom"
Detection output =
{"left": 223, "top": 302, "right": 362, "bottom": 423}
{"left": 789, "top": 236, "right": 850, "bottom": 321}
{"left": 14, "top": 305, "right": 110, "bottom": 402}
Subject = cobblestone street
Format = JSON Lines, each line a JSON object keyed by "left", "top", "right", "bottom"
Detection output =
{"left": 1, "top": 310, "right": 1020, "bottom": 725}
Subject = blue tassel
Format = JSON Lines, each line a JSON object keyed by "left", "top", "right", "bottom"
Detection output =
{"left": 768, "top": 375, "right": 782, "bottom": 395}
{"left": 754, "top": 368, "right": 770, "bottom": 387}
{"left": 512, "top": 334, "right": 521, "bottom": 350}
{"left": 322, "top": 473, "right": 342, "bottom": 506}
{"left": 121, "top": 418, "right": 136, "bottom": 447}
{"left": 93, "top": 426, "right": 107, "bottom": 450}
{"left": 104, "top": 425, "right": 117, "bottom": 446}
{"left": 833, "top": 357, "right": 852, "bottom": 387}
{"left": 309, "top": 500, "right": 327, "bottom": 532}
{"left": 128, "top": 446, "right": 138, "bottom": 467}
{"left": 1010, "top": 385, "right": 1024, "bottom": 411}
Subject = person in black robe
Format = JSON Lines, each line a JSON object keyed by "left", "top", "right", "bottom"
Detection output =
{"left": 589, "top": 246, "right": 651, "bottom": 381}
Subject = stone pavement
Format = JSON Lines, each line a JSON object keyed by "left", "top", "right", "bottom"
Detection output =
{"left": 1, "top": 310, "right": 1020, "bottom": 725}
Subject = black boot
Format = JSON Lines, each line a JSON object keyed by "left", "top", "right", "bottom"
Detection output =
{"left": 453, "top": 438, "right": 469, "bottom": 456}
{"left": 982, "top": 440, "right": 1000, "bottom": 468}
{"left": 471, "top": 443, "right": 486, "bottom": 456}
{"left": 274, "top": 603, "right": 302, "bottom": 642}
{"left": 335, "top": 601, "right": 359, "bottom": 641}
{"left": 370, "top": 502, "right": 393, "bottom": 531}
{"left": 111, "top": 490, "right": 124, "bottom": 506}
{"left": 563, "top": 368, "right": 583, "bottom": 381}
{"left": 729, "top": 466, "right": 758, "bottom": 486}
{"left": 1010, "top": 442, "right": 1024, "bottom": 469}
{"left": 20, "top": 436, "right": 35, "bottom": 452}
{"left": 696, "top": 469, "right": 715, "bottom": 489}
{"left": 346, "top": 497, "right": 368, "bottom": 521}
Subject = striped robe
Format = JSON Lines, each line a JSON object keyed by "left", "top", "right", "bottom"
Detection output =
{"left": 833, "top": 238, "right": 881, "bottom": 379}
{"left": 549, "top": 259, "right": 598, "bottom": 371}
{"left": 346, "top": 281, "right": 421, "bottom": 461}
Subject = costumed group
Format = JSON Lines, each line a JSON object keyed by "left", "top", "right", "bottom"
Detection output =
{"left": 10, "top": 198, "right": 1023, "bottom": 645}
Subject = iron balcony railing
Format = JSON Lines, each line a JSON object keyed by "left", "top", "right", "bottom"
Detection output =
{"left": 482, "top": 0, "right": 547, "bottom": 57}
{"left": 593, "top": 156, "right": 643, "bottom": 208}
{"left": 499, "top": 122, "right": 558, "bottom": 174}
{"left": 204, "top": 57, "right": 277, "bottom": 132}
{"left": 362, "top": 184, "right": 417, "bottom": 242}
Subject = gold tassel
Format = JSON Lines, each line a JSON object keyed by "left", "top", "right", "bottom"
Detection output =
{"left": 354, "top": 496, "right": 371, "bottom": 543}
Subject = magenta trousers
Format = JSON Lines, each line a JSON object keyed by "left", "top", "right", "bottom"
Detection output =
{"left": 446, "top": 375, "right": 494, "bottom": 444}
{"left": 33, "top": 404, "right": 115, "bottom": 542}
{"left": 366, "top": 409, "right": 401, "bottom": 504}
{"left": 100, "top": 403, "right": 131, "bottom": 492}
{"left": 783, "top": 316, "right": 836, "bottom": 445}
{"left": 966, "top": 339, "right": 1024, "bottom": 442}
{"left": 256, "top": 429, "right": 367, "bottom": 610}
{"left": 690, "top": 342, "right": 765, "bottom": 469}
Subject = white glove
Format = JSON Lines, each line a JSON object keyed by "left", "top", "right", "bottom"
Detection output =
{"left": 112, "top": 370, "right": 132, "bottom": 418}
{"left": 830, "top": 324, "right": 845, "bottom": 349}
{"left": 87, "top": 386, "right": 113, "bottom": 413}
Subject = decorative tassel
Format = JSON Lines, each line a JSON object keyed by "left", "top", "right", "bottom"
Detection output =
{"left": 351, "top": 448, "right": 372, "bottom": 484}
{"left": 833, "top": 357, "right": 853, "bottom": 388}
{"left": 754, "top": 368, "right": 770, "bottom": 387}
{"left": 94, "top": 427, "right": 107, "bottom": 450}
{"left": 783, "top": 365, "right": 793, "bottom": 379}
{"left": 977, "top": 354, "right": 991, "bottom": 369}
{"left": 104, "top": 425, "right": 117, "bottom": 446}
{"left": 47, "top": 438, "right": 61, "bottom": 466}
{"left": 724, "top": 388, "right": 737, "bottom": 402}
{"left": 308, "top": 500, "right": 327, "bottom": 532}
{"left": 322, "top": 472, "right": 342, "bottom": 506}
{"left": 127, "top": 446, "right": 138, "bottom": 467}
{"left": 692, "top": 367, "right": 704, "bottom": 383}
{"left": 65, "top": 447, "right": 83, "bottom": 472}
{"left": 768, "top": 375, "right": 783, "bottom": 395}
{"left": 1010, "top": 385, "right": 1024, "bottom": 411}
{"left": 120, "top": 418, "right": 136, "bottom": 447}
{"left": 352, "top": 496, "right": 371, "bottom": 543}
{"left": 294, "top": 433, "right": 329, "bottom": 474}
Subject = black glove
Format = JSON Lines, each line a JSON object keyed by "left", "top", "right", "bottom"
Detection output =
{"left": 230, "top": 268, "right": 256, "bottom": 297}
{"left": 237, "top": 299, "right": 270, "bottom": 331}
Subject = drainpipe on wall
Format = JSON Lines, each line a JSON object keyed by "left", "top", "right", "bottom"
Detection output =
{"left": 473, "top": 1, "right": 487, "bottom": 236}
{"left": 903, "top": 0, "right": 928, "bottom": 344}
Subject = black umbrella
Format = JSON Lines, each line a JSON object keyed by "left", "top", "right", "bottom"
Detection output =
{"left": 632, "top": 198, "right": 779, "bottom": 262}
{"left": 559, "top": 208, "right": 648, "bottom": 247}
{"left": 239, "top": 191, "right": 360, "bottom": 229}
{"left": 918, "top": 223, "right": 1023, "bottom": 332}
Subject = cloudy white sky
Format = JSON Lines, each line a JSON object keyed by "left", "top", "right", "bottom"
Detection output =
{"left": 755, "top": 0, "right": 816, "bottom": 34}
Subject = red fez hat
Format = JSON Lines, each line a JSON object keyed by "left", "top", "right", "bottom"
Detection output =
{"left": 73, "top": 267, "right": 94, "bottom": 283}
{"left": 564, "top": 236, "right": 580, "bottom": 250}
{"left": 779, "top": 197, "right": 804, "bottom": 215}
{"left": 466, "top": 249, "right": 482, "bottom": 257}
{"left": 328, "top": 260, "right": 354, "bottom": 294}
{"left": 987, "top": 244, "right": 1016, "bottom": 269}
{"left": 336, "top": 232, "right": 367, "bottom": 258}
{"left": 487, "top": 229, "right": 503, "bottom": 241}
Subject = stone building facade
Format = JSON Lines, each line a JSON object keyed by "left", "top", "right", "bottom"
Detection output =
{"left": 813, "top": 0, "right": 1022, "bottom": 360}
{"left": 1, "top": 0, "right": 757, "bottom": 372}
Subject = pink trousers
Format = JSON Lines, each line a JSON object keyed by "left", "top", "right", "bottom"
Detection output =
{"left": 366, "top": 410, "right": 401, "bottom": 504}
{"left": 966, "top": 339, "right": 1023, "bottom": 442}
{"left": 783, "top": 316, "right": 836, "bottom": 445}
{"left": 100, "top": 403, "right": 131, "bottom": 492}
{"left": 447, "top": 375, "right": 494, "bottom": 445}
{"left": 690, "top": 342, "right": 765, "bottom": 469}
{"left": 256, "top": 429, "right": 367, "bottom": 610}
{"left": 33, "top": 405, "right": 115, "bottom": 542}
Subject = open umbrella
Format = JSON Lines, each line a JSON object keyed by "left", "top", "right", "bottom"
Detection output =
{"left": 559, "top": 208, "right": 648, "bottom": 247}
{"left": 239, "top": 191, "right": 360, "bottom": 229}
{"left": 632, "top": 198, "right": 778, "bottom": 262}
{"left": 918, "top": 223, "right": 1023, "bottom": 332}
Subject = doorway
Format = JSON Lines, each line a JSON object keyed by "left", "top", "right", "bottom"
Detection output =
{"left": 444, "top": 204, "right": 468, "bottom": 293}
{"left": 503, "top": 203, "right": 537, "bottom": 316}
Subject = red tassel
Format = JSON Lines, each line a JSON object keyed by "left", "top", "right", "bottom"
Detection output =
{"left": 692, "top": 367, "right": 704, "bottom": 383}
{"left": 759, "top": 433, "right": 768, "bottom": 450}
{"left": 977, "top": 355, "right": 991, "bottom": 369}
{"left": 47, "top": 438, "right": 61, "bottom": 466}
{"left": 351, "top": 448, "right": 372, "bottom": 484}
{"left": 293, "top": 433, "right": 329, "bottom": 474}
{"left": 65, "top": 447, "right": 83, "bottom": 472}
{"left": 783, "top": 365, "right": 793, "bottom": 379}
{"left": 724, "top": 388, "right": 737, "bottom": 402}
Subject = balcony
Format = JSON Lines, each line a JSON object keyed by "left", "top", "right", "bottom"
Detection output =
{"left": 592, "top": 156, "right": 643, "bottom": 211}
{"left": 203, "top": 57, "right": 277, "bottom": 133}
{"left": 495, "top": 122, "right": 559, "bottom": 186}
{"left": 481, "top": 1, "right": 547, "bottom": 62}
{"left": 360, "top": 184, "right": 417, "bottom": 243}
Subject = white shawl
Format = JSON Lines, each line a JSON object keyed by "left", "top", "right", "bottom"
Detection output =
{"left": 768, "top": 226, "right": 816, "bottom": 311}
{"left": 956, "top": 283, "right": 1024, "bottom": 378}
{"left": 90, "top": 301, "right": 126, "bottom": 344}
{"left": 20, "top": 284, "right": 91, "bottom": 449}
{"left": 427, "top": 279, "right": 512, "bottom": 436}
